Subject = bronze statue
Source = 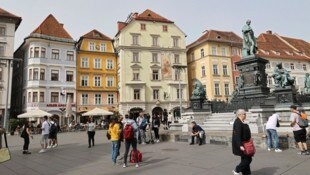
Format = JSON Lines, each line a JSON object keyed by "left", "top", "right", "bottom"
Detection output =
{"left": 305, "top": 73, "right": 310, "bottom": 94}
{"left": 272, "top": 63, "right": 295, "bottom": 88}
{"left": 191, "top": 79, "right": 206, "bottom": 99}
{"left": 242, "top": 20, "right": 258, "bottom": 57}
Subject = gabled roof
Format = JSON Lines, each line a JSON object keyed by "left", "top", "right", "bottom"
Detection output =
{"left": 135, "top": 9, "right": 174, "bottom": 23}
{"left": 187, "top": 30, "right": 242, "bottom": 49}
{"left": 81, "top": 29, "right": 112, "bottom": 41}
{"left": 31, "top": 14, "right": 72, "bottom": 39}
{"left": 0, "top": 7, "right": 22, "bottom": 29}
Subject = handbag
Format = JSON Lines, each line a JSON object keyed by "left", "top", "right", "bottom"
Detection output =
{"left": 106, "top": 131, "right": 111, "bottom": 140}
{"left": 0, "top": 133, "right": 11, "bottom": 163}
{"left": 242, "top": 139, "right": 256, "bottom": 157}
{"left": 276, "top": 120, "right": 280, "bottom": 127}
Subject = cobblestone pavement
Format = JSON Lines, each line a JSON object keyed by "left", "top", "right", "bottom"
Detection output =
{"left": 0, "top": 131, "right": 309, "bottom": 175}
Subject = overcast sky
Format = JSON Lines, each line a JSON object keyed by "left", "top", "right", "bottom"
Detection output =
{"left": 2, "top": 0, "right": 310, "bottom": 49}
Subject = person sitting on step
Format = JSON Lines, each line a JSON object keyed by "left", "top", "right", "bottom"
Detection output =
{"left": 189, "top": 121, "right": 205, "bottom": 146}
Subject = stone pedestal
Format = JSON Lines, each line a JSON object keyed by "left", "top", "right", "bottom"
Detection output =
{"left": 273, "top": 86, "right": 297, "bottom": 105}
{"left": 190, "top": 98, "right": 211, "bottom": 112}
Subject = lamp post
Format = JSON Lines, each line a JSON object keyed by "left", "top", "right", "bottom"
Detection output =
{"left": 172, "top": 65, "right": 187, "bottom": 119}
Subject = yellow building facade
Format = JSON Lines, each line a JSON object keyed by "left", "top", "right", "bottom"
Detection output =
{"left": 187, "top": 30, "right": 242, "bottom": 101}
{"left": 76, "top": 30, "right": 118, "bottom": 115}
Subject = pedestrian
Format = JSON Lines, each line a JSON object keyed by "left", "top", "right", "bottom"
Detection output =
{"left": 21, "top": 121, "right": 33, "bottom": 154}
{"left": 47, "top": 117, "right": 58, "bottom": 149}
{"left": 39, "top": 116, "right": 50, "bottom": 153}
{"left": 266, "top": 113, "right": 282, "bottom": 152}
{"left": 117, "top": 116, "right": 124, "bottom": 160}
{"left": 122, "top": 114, "right": 139, "bottom": 168}
{"left": 232, "top": 109, "right": 252, "bottom": 175}
{"left": 108, "top": 117, "right": 120, "bottom": 165}
{"left": 168, "top": 112, "right": 173, "bottom": 129}
{"left": 163, "top": 109, "right": 168, "bottom": 130}
{"left": 86, "top": 117, "right": 96, "bottom": 148}
{"left": 189, "top": 121, "right": 205, "bottom": 146}
{"left": 152, "top": 114, "right": 161, "bottom": 143}
{"left": 290, "top": 105, "right": 309, "bottom": 155}
{"left": 136, "top": 112, "right": 147, "bottom": 144}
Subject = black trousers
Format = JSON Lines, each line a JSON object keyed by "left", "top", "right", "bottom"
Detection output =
{"left": 117, "top": 139, "right": 122, "bottom": 156}
{"left": 87, "top": 131, "right": 95, "bottom": 146}
{"left": 23, "top": 136, "right": 30, "bottom": 151}
{"left": 236, "top": 155, "right": 252, "bottom": 175}
{"left": 153, "top": 128, "right": 159, "bottom": 139}
{"left": 191, "top": 135, "right": 203, "bottom": 145}
{"left": 123, "top": 138, "right": 138, "bottom": 164}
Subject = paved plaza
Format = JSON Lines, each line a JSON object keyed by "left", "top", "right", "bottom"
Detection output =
{"left": 1, "top": 131, "right": 309, "bottom": 175}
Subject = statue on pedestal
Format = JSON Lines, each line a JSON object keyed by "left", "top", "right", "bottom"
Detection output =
{"left": 272, "top": 63, "right": 295, "bottom": 88}
{"left": 191, "top": 79, "right": 206, "bottom": 99}
{"left": 305, "top": 73, "right": 310, "bottom": 94}
{"left": 242, "top": 20, "right": 258, "bottom": 57}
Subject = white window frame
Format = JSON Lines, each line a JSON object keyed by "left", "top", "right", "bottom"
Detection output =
{"left": 81, "top": 75, "right": 89, "bottom": 86}
{"left": 95, "top": 94, "right": 102, "bottom": 105}
{"left": 106, "top": 59, "right": 113, "bottom": 69}
{"left": 81, "top": 57, "right": 89, "bottom": 68}
{"left": 94, "top": 58, "right": 102, "bottom": 69}
{"left": 107, "top": 77, "right": 114, "bottom": 87}
{"left": 82, "top": 94, "right": 88, "bottom": 105}
{"left": 108, "top": 94, "right": 114, "bottom": 104}
{"left": 94, "top": 76, "right": 101, "bottom": 87}
{"left": 89, "top": 42, "right": 95, "bottom": 51}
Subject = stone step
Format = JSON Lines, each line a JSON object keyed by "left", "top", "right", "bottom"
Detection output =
{"left": 203, "top": 121, "right": 231, "bottom": 125}
{"left": 204, "top": 127, "right": 233, "bottom": 131}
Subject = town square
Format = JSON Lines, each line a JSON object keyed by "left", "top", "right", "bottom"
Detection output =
{"left": 0, "top": 0, "right": 310, "bottom": 175}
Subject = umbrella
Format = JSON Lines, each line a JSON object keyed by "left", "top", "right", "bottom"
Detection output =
{"left": 82, "top": 107, "right": 113, "bottom": 116}
{"left": 17, "top": 109, "right": 52, "bottom": 118}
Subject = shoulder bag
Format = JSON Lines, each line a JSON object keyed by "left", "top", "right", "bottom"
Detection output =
{"left": 0, "top": 133, "right": 11, "bottom": 163}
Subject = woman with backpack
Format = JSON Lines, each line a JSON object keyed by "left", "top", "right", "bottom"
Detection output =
{"left": 86, "top": 117, "right": 96, "bottom": 148}
{"left": 21, "top": 121, "right": 33, "bottom": 154}
{"left": 108, "top": 117, "right": 120, "bottom": 165}
{"left": 152, "top": 114, "right": 161, "bottom": 143}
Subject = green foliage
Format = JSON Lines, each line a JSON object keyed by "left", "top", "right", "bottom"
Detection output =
{"left": 9, "top": 118, "right": 26, "bottom": 132}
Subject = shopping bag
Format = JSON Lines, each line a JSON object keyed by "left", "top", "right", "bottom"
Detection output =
{"left": 0, "top": 133, "right": 11, "bottom": 163}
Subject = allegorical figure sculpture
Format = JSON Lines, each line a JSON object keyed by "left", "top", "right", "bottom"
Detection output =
{"left": 191, "top": 79, "right": 206, "bottom": 99}
{"left": 242, "top": 20, "right": 258, "bottom": 57}
{"left": 304, "top": 73, "right": 310, "bottom": 94}
{"left": 272, "top": 63, "right": 295, "bottom": 88}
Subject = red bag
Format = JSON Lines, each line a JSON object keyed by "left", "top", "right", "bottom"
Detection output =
{"left": 123, "top": 124, "right": 134, "bottom": 140}
{"left": 130, "top": 149, "right": 142, "bottom": 163}
{"left": 242, "top": 139, "right": 256, "bottom": 157}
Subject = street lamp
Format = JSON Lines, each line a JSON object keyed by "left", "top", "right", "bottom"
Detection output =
{"left": 172, "top": 65, "right": 187, "bottom": 119}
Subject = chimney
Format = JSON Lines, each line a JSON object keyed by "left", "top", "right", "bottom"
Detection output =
{"left": 133, "top": 12, "right": 139, "bottom": 18}
{"left": 117, "top": 21, "right": 127, "bottom": 31}
{"left": 266, "top": 30, "right": 272, "bottom": 34}
{"left": 60, "top": 23, "right": 64, "bottom": 27}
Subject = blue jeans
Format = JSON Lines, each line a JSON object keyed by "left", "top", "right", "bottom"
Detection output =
{"left": 111, "top": 141, "right": 119, "bottom": 163}
{"left": 266, "top": 129, "right": 279, "bottom": 149}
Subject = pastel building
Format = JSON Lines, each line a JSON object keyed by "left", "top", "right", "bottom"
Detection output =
{"left": 114, "top": 9, "right": 188, "bottom": 117}
{"left": 12, "top": 14, "right": 76, "bottom": 120}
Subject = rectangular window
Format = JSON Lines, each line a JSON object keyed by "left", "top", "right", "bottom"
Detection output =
{"left": 94, "top": 58, "right": 101, "bottom": 69}
{"left": 152, "top": 70, "right": 159, "bottom": 80}
{"left": 94, "top": 76, "right": 101, "bottom": 87}
{"left": 81, "top": 75, "right": 88, "bottom": 86}
{"left": 153, "top": 89, "right": 159, "bottom": 100}
{"left": 67, "top": 51, "right": 74, "bottom": 61}
{"left": 223, "top": 65, "right": 228, "bottom": 75}
{"left": 27, "top": 92, "right": 31, "bottom": 103}
{"left": 41, "top": 48, "right": 46, "bottom": 58}
{"left": 107, "top": 59, "right": 113, "bottom": 69}
{"left": 66, "top": 71, "right": 73, "bottom": 82}
{"left": 201, "top": 49, "right": 204, "bottom": 58}
{"left": 40, "top": 69, "right": 45, "bottom": 80}
{"left": 201, "top": 66, "right": 206, "bottom": 77}
{"left": 214, "top": 83, "right": 220, "bottom": 95}
{"left": 224, "top": 84, "right": 230, "bottom": 96}
{"left": 40, "top": 92, "right": 44, "bottom": 102}
{"left": 177, "top": 89, "right": 183, "bottom": 99}
{"left": 32, "top": 92, "right": 38, "bottom": 102}
{"left": 173, "top": 37, "right": 179, "bottom": 47}
{"left": 213, "top": 65, "right": 218, "bottom": 75}
{"left": 108, "top": 94, "right": 114, "bottom": 104}
{"left": 152, "top": 53, "right": 158, "bottom": 63}
{"left": 290, "top": 63, "right": 295, "bottom": 70}
{"left": 51, "top": 49, "right": 60, "bottom": 59}
{"left": 95, "top": 94, "right": 101, "bottom": 105}
{"left": 132, "top": 35, "right": 139, "bottom": 45}
{"left": 133, "top": 71, "right": 140, "bottom": 81}
{"left": 29, "top": 47, "right": 33, "bottom": 58}
{"left": 163, "top": 25, "right": 168, "bottom": 32}
{"left": 174, "top": 54, "right": 180, "bottom": 64}
{"left": 152, "top": 36, "right": 158, "bottom": 46}
{"left": 140, "top": 23, "right": 146, "bottom": 31}
{"left": 34, "top": 47, "right": 40, "bottom": 57}
{"left": 0, "top": 27, "right": 5, "bottom": 36}
{"left": 89, "top": 42, "right": 95, "bottom": 51}
{"left": 51, "top": 70, "right": 59, "bottom": 81}
{"left": 221, "top": 47, "right": 226, "bottom": 56}
{"left": 82, "top": 94, "right": 88, "bottom": 105}
{"left": 211, "top": 46, "right": 217, "bottom": 55}
{"left": 303, "top": 64, "right": 307, "bottom": 71}
{"left": 33, "top": 68, "right": 39, "bottom": 80}
{"left": 29, "top": 69, "right": 32, "bottom": 80}
{"left": 107, "top": 77, "right": 114, "bottom": 87}
{"left": 134, "top": 89, "right": 140, "bottom": 100}
{"left": 133, "top": 52, "right": 139, "bottom": 62}
{"left": 51, "top": 92, "right": 59, "bottom": 103}
{"left": 81, "top": 58, "right": 89, "bottom": 68}
{"left": 0, "top": 45, "right": 4, "bottom": 56}
{"left": 100, "top": 43, "right": 106, "bottom": 52}
{"left": 232, "top": 47, "right": 238, "bottom": 56}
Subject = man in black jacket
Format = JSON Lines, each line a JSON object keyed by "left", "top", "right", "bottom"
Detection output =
{"left": 232, "top": 109, "right": 252, "bottom": 175}
{"left": 189, "top": 121, "right": 205, "bottom": 146}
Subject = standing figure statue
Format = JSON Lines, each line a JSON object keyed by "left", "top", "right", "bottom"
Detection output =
{"left": 242, "top": 20, "right": 258, "bottom": 57}
{"left": 272, "top": 63, "right": 295, "bottom": 88}
{"left": 304, "top": 73, "right": 310, "bottom": 94}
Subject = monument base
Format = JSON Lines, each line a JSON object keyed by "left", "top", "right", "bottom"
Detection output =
{"left": 273, "top": 86, "right": 297, "bottom": 104}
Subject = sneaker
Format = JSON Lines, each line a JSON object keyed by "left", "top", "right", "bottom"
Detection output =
{"left": 232, "top": 170, "right": 240, "bottom": 175}
{"left": 156, "top": 140, "right": 160, "bottom": 143}
{"left": 135, "top": 164, "right": 139, "bottom": 168}
{"left": 267, "top": 148, "right": 271, "bottom": 151}
{"left": 275, "top": 149, "right": 282, "bottom": 153}
{"left": 123, "top": 164, "right": 127, "bottom": 168}
{"left": 39, "top": 149, "right": 46, "bottom": 153}
{"left": 47, "top": 145, "right": 52, "bottom": 149}
{"left": 52, "top": 144, "right": 58, "bottom": 148}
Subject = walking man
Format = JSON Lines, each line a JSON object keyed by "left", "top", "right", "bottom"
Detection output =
{"left": 123, "top": 115, "right": 139, "bottom": 168}
{"left": 39, "top": 116, "right": 50, "bottom": 153}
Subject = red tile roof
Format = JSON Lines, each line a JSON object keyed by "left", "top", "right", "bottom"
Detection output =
{"left": 187, "top": 30, "right": 242, "bottom": 49}
{"left": 135, "top": 9, "right": 174, "bottom": 23}
{"left": 82, "top": 29, "right": 111, "bottom": 40}
{"left": 31, "top": 14, "right": 72, "bottom": 39}
{"left": 0, "top": 7, "right": 22, "bottom": 29}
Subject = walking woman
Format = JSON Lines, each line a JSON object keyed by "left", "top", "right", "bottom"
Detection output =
{"left": 232, "top": 109, "right": 253, "bottom": 175}
{"left": 108, "top": 117, "right": 120, "bottom": 165}
{"left": 21, "top": 121, "right": 33, "bottom": 154}
{"left": 86, "top": 117, "right": 96, "bottom": 148}
{"left": 152, "top": 114, "right": 161, "bottom": 143}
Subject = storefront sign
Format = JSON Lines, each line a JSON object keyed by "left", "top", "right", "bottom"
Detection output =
{"left": 46, "top": 103, "right": 76, "bottom": 107}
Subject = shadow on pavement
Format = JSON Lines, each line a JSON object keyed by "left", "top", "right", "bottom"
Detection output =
{"left": 252, "top": 167, "right": 279, "bottom": 175}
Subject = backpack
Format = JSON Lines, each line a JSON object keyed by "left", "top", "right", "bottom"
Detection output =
{"left": 123, "top": 124, "right": 134, "bottom": 140}
{"left": 130, "top": 149, "right": 142, "bottom": 163}
{"left": 139, "top": 118, "right": 148, "bottom": 130}
{"left": 49, "top": 122, "right": 57, "bottom": 134}
{"left": 297, "top": 113, "right": 309, "bottom": 129}
{"left": 242, "top": 139, "right": 256, "bottom": 157}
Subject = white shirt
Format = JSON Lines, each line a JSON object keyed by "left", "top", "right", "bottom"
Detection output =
{"left": 168, "top": 114, "right": 173, "bottom": 122}
{"left": 290, "top": 112, "right": 302, "bottom": 131}
{"left": 266, "top": 114, "right": 281, "bottom": 130}
{"left": 41, "top": 120, "right": 50, "bottom": 135}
